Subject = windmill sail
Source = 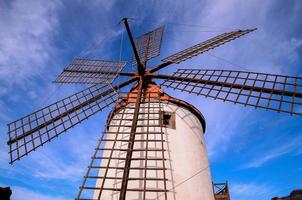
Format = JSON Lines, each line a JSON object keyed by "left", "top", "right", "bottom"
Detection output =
{"left": 162, "top": 29, "right": 256, "bottom": 64}
{"left": 132, "top": 26, "right": 164, "bottom": 66}
{"left": 159, "top": 69, "right": 302, "bottom": 115}
{"left": 8, "top": 16, "right": 295, "bottom": 200}
{"left": 77, "top": 89, "right": 169, "bottom": 200}
{"left": 7, "top": 83, "right": 124, "bottom": 164}
{"left": 54, "top": 58, "right": 127, "bottom": 84}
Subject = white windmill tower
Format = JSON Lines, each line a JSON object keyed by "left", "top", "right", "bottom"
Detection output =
{"left": 89, "top": 81, "right": 212, "bottom": 200}
{"left": 6, "top": 18, "right": 301, "bottom": 200}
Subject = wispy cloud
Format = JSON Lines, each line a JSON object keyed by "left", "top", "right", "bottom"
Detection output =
{"left": 0, "top": 124, "right": 100, "bottom": 198}
{"left": 172, "top": 0, "right": 302, "bottom": 160}
{"left": 0, "top": 0, "right": 62, "bottom": 91}
{"left": 200, "top": 102, "right": 253, "bottom": 158}
{"left": 1, "top": 0, "right": 301, "bottom": 199}
{"left": 231, "top": 182, "right": 274, "bottom": 200}
{"left": 0, "top": 100, "right": 11, "bottom": 121}
{"left": 30, "top": 149, "right": 85, "bottom": 181}
{"left": 296, "top": 147, "right": 302, "bottom": 155}
{"left": 29, "top": 124, "right": 101, "bottom": 182}
{"left": 1, "top": 125, "right": 98, "bottom": 182}
{"left": 241, "top": 134, "right": 302, "bottom": 169}
{"left": 11, "top": 186, "right": 67, "bottom": 200}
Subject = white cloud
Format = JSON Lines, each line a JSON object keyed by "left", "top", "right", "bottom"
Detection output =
{"left": 11, "top": 186, "right": 67, "bottom": 200}
{"left": 279, "top": 37, "right": 302, "bottom": 63}
{"left": 28, "top": 125, "right": 101, "bottom": 183}
{"left": 242, "top": 134, "right": 302, "bottom": 169}
{"left": 0, "top": 115, "right": 105, "bottom": 186}
{"left": 199, "top": 101, "right": 253, "bottom": 158}
{"left": 170, "top": 0, "right": 302, "bottom": 159}
{"left": 0, "top": 1, "right": 113, "bottom": 196}
{"left": 231, "top": 182, "right": 274, "bottom": 200}
{"left": 0, "top": 0, "right": 62, "bottom": 88}
{"left": 30, "top": 149, "right": 85, "bottom": 181}
{"left": 0, "top": 0, "right": 301, "bottom": 199}
{"left": 0, "top": 100, "right": 11, "bottom": 121}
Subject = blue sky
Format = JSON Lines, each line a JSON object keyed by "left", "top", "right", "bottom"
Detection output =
{"left": 0, "top": 0, "right": 301, "bottom": 199}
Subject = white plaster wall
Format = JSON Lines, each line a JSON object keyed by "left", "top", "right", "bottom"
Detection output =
{"left": 162, "top": 103, "right": 214, "bottom": 200}
{"left": 93, "top": 102, "right": 214, "bottom": 200}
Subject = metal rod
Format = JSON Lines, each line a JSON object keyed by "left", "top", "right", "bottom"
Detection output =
{"left": 76, "top": 121, "right": 113, "bottom": 199}
{"left": 7, "top": 77, "right": 138, "bottom": 145}
{"left": 149, "top": 29, "right": 257, "bottom": 74}
{"left": 150, "top": 73, "right": 302, "bottom": 98}
{"left": 143, "top": 92, "right": 150, "bottom": 200}
{"left": 122, "top": 18, "right": 145, "bottom": 76}
{"left": 119, "top": 77, "right": 144, "bottom": 200}
{"left": 149, "top": 61, "right": 172, "bottom": 73}
{"left": 62, "top": 69, "right": 137, "bottom": 77}
{"left": 97, "top": 104, "right": 128, "bottom": 199}
{"left": 158, "top": 94, "right": 168, "bottom": 200}
{"left": 143, "top": 34, "right": 151, "bottom": 67}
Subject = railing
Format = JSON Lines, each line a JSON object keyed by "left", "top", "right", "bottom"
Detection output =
{"left": 213, "top": 182, "right": 230, "bottom": 200}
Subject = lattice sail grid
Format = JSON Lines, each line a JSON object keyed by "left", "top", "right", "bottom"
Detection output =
{"left": 161, "top": 69, "right": 302, "bottom": 115}
{"left": 132, "top": 26, "right": 164, "bottom": 66}
{"left": 54, "top": 58, "right": 127, "bottom": 84}
{"left": 7, "top": 84, "right": 119, "bottom": 164}
{"left": 162, "top": 29, "right": 256, "bottom": 64}
{"left": 77, "top": 92, "right": 169, "bottom": 200}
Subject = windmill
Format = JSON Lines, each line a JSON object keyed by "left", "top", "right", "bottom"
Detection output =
{"left": 6, "top": 18, "right": 302, "bottom": 200}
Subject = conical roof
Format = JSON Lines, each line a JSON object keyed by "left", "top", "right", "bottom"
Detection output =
{"left": 114, "top": 81, "right": 206, "bottom": 132}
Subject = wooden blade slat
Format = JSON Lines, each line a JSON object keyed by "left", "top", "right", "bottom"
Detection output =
{"left": 7, "top": 84, "right": 120, "bottom": 164}
{"left": 132, "top": 26, "right": 164, "bottom": 66}
{"left": 162, "top": 29, "right": 256, "bottom": 64}
{"left": 54, "top": 58, "right": 127, "bottom": 84}
{"left": 160, "top": 69, "right": 302, "bottom": 115}
{"left": 77, "top": 91, "right": 168, "bottom": 200}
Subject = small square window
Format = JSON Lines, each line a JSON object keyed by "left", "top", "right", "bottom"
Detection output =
{"left": 160, "top": 111, "right": 176, "bottom": 129}
{"left": 163, "top": 114, "right": 171, "bottom": 125}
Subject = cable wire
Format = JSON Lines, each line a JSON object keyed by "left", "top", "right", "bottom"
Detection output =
{"left": 167, "top": 35, "right": 250, "bottom": 71}
{"left": 156, "top": 165, "right": 210, "bottom": 198}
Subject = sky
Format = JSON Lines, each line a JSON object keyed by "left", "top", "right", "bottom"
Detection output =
{"left": 0, "top": 0, "right": 302, "bottom": 199}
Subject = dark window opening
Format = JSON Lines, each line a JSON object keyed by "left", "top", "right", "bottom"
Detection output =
{"left": 160, "top": 111, "right": 176, "bottom": 129}
{"left": 163, "top": 114, "right": 171, "bottom": 125}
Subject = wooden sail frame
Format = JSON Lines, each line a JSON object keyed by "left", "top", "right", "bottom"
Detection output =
{"left": 77, "top": 89, "right": 168, "bottom": 200}
{"left": 5, "top": 17, "right": 302, "bottom": 200}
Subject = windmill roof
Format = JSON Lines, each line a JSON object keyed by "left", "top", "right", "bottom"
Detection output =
{"left": 111, "top": 82, "right": 206, "bottom": 133}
